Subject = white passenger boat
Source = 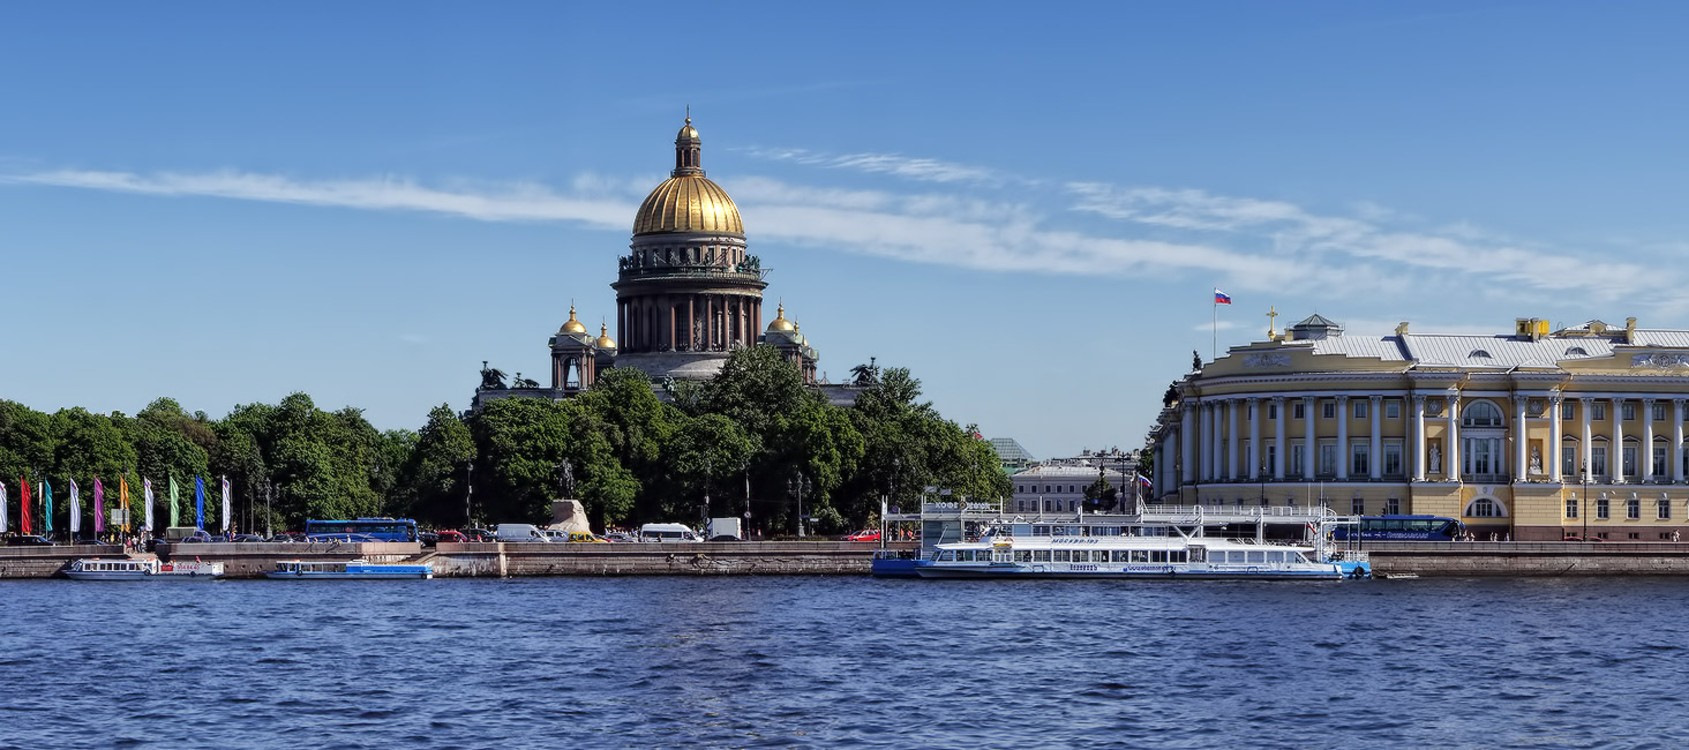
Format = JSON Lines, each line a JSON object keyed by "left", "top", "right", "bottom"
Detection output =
{"left": 65, "top": 558, "right": 225, "bottom": 580}
{"left": 908, "top": 532, "right": 1368, "bottom": 580}
{"left": 266, "top": 559, "right": 433, "bottom": 580}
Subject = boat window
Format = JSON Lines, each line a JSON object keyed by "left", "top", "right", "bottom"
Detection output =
{"left": 1015, "top": 550, "right": 1033, "bottom": 562}
{"left": 1266, "top": 551, "right": 1284, "bottom": 563}
{"left": 1053, "top": 550, "right": 1071, "bottom": 562}
{"left": 1149, "top": 550, "right": 1167, "bottom": 563}
{"left": 1033, "top": 550, "right": 1051, "bottom": 562}
{"left": 1247, "top": 551, "right": 1266, "bottom": 564}
{"left": 1108, "top": 550, "right": 1126, "bottom": 562}
{"left": 1170, "top": 551, "right": 1186, "bottom": 563}
{"left": 1130, "top": 550, "right": 1149, "bottom": 562}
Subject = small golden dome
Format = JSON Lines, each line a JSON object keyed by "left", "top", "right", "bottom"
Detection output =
{"left": 596, "top": 323, "right": 617, "bottom": 349}
{"left": 560, "top": 304, "right": 588, "bottom": 334}
{"left": 767, "top": 303, "right": 797, "bottom": 332}
{"left": 632, "top": 116, "right": 744, "bottom": 236}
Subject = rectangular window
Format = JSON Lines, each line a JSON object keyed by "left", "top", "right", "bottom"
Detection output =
{"left": 1562, "top": 444, "right": 1577, "bottom": 476}
{"left": 1565, "top": 498, "right": 1578, "bottom": 519}
{"left": 1383, "top": 442, "right": 1403, "bottom": 477}
{"left": 1628, "top": 498, "right": 1641, "bottom": 520}
{"left": 1385, "top": 498, "right": 1401, "bottom": 515}
{"left": 1623, "top": 446, "right": 1638, "bottom": 478}
{"left": 1597, "top": 496, "right": 1610, "bottom": 520}
{"left": 1562, "top": 401, "right": 1575, "bottom": 420}
{"left": 1292, "top": 443, "right": 1306, "bottom": 475}
{"left": 1594, "top": 403, "right": 1607, "bottom": 420}
{"left": 1353, "top": 401, "right": 1368, "bottom": 419}
{"left": 1654, "top": 403, "right": 1668, "bottom": 421}
{"left": 1593, "top": 446, "right": 1609, "bottom": 478}
{"left": 1268, "top": 403, "right": 1279, "bottom": 419}
{"left": 1322, "top": 402, "right": 1336, "bottom": 420}
{"left": 1385, "top": 399, "right": 1401, "bottom": 419}
{"left": 1266, "top": 444, "right": 1277, "bottom": 473}
{"left": 1351, "top": 443, "right": 1370, "bottom": 476}
{"left": 1319, "top": 442, "right": 1337, "bottom": 477}
{"left": 1659, "top": 498, "right": 1672, "bottom": 520}
{"left": 1351, "top": 498, "right": 1365, "bottom": 515}
{"left": 1294, "top": 402, "right": 1306, "bottom": 419}
{"left": 1623, "top": 402, "right": 1636, "bottom": 421}
{"left": 1654, "top": 446, "right": 1668, "bottom": 477}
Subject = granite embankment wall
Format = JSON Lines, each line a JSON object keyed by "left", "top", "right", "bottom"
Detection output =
{"left": 1365, "top": 541, "right": 1689, "bottom": 576}
{"left": 0, "top": 545, "right": 119, "bottom": 578}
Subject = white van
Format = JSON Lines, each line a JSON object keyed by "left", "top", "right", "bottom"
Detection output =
{"left": 493, "top": 523, "right": 550, "bottom": 543}
{"left": 639, "top": 523, "right": 703, "bottom": 543}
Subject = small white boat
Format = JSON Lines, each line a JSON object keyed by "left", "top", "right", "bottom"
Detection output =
{"left": 66, "top": 558, "right": 225, "bottom": 580}
{"left": 266, "top": 559, "right": 433, "bottom": 580}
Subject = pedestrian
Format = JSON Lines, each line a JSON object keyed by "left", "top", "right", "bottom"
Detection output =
{"left": 1674, "top": 530, "right": 1682, "bottom": 543}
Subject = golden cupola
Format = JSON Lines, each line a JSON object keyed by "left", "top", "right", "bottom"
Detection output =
{"left": 767, "top": 303, "right": 797, "bottom": 332}
{"left": 632, "top": 116, "right": 745, "bottom": 236}
{"left": 559, "top": 304, "right": 588, "bottom": 334}
{"left": 596, "top": 323, "right": 617, "bottom": 350}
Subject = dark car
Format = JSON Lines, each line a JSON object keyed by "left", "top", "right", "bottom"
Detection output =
{"left": 8, "top": 534, "right": 54, "bottom": 547}
{"left": 708, "top": 534, "right": 740, "bottom": 542}
{"left": 268, "top": 532, "right": 304, "bottom": 543}
{"left": 466, "top": 528, "right": 497, "bottom": 543}
{"left": 418, "top": 531, "right": 439, "bottom": 547}
{"left": 231, "top": 534, "right": 266, "bottom": 543}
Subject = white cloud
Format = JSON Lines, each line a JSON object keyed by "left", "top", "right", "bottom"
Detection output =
{"left": 738, "top": 147, "right": 1000, "bottom": 185}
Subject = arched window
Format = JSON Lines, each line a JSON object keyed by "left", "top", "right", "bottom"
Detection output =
{"left": 1566, "top": 346, "right": 1589, "bottom": 357}
{"left": 1465, "top": 497, "right": 1506, "bottom": 518}
{"left": 1463, "top": 400, "right": 1504, "bottom": 427}
{"left": 1469, "top": 349, "right": 1493, "bottom": 360}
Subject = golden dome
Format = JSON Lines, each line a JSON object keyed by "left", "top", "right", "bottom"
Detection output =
{"left": 631, "top": 116, "right": 744, "bottom": 236}
{"left": 560, "top": 304, "right": 588, "bottom": 334}
{"left": 767, "top": 303, "right": 796, "bottom": 332}
{"left": 596, "top": 323, "right": 617, "bottom": 349}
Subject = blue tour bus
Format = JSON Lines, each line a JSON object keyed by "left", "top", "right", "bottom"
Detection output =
{"left": 304, "top": 518, "right": 420, "bottom": 543}
{"left": 1332, "top": 515, "right": 1465, "bottom": 541}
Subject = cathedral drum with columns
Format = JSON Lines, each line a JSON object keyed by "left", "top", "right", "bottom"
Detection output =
{"left": 1151, "top": 314, "right": 1689, "bottom": 541}
{"left": 473, "top": 116, "right": 826, "bottom": 410}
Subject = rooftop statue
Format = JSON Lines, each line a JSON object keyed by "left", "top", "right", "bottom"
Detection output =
{"left": 480, "top": 361, "right": 508, "bottom": 390}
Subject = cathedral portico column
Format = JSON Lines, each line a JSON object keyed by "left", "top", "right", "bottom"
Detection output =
{"left": 1613, "top": 398, "right": 1626, "bottom": 483}
{"left": 1675, "top": 399, "right": 1686, "bottom": 483}
{"left": 1272, "top": 397, "right": 1286, "bottom": 480}
{"left": 1413, "top": 395, "right": 1427, "bottom": 482}
{"left": 1248, "top": 398, "right": 1261, "bottom": 481}
{"left": 1369, "top": 395, "right": 1383, "bottom": 480}
{"left": 1581, "top": 397, "right": 1594, "bottom": 482}
{"left": 1227, "top": 399, "right": 1240, "bottom": 481}
{"left": 1181, "top": 405, "right": 1197, "bottom": 485}
{"left": 1549, "top": 395, "right": 1563, "bottom": 482}
{"left": 1513, "top": 395, "right": 1529, "bottom": 483}
{"left": 1197, "top": 403, "right": 1211, "bottom": 482}
{"left": 1335, "top": 396, "right": 1350, "bottom": 480}
{"left": 1210, "top": 402, "right": 1222, "bottom": 481}
{"left": 1303, "top": 396, "right": 1316, "bottom": 480}
{"left": 1644, "top": 398, "right": 1657, "bottom": 481}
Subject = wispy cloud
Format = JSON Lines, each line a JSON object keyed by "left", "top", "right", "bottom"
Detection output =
{"left": 4, "top": 169, "right": 632, "bottom": 228}
{"left": 738, "top": 147, "right": 1001, "bottom": 185}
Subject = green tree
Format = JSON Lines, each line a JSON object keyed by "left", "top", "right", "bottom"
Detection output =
{"left": 470, "top": 397, "right": 573, "bottom": 524}
{"left": 396, "top": 404, "right": 474, "bottom": 526}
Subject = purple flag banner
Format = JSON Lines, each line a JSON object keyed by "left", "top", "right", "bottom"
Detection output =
{"left": 94, "top": 478, "right": 106, "bottom": 534}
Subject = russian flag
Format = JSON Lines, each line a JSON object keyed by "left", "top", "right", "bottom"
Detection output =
{"left": 1137, "top": 475, "right": 1153, "bottom": 489}
{"left": 1214, "top": 288, "right": 1232, "bottom": 305}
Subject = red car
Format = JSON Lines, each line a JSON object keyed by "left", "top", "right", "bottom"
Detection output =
{"left": 436, "top": 530, "right": 469, "bottom": 543}
{"left": 845, "top": 529, "right": 882, "bottom": 542}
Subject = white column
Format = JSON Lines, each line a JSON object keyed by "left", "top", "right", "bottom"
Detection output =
{"left": 1369, "top": 395, "right": 1383, "bottom": 480}
{"left": 1644, "top": 398, "right": 1657, "bottom": 482}
{"left": 1335, "top": 395, "right": 1350, "bottom": 480}
{"left": 1675, "top": 399, "right": 1685, "bottom": 484}
{"left": 1445, "top": 393, "right": 1461, "bottom": 482}
{"left": 1227, "top": 399, "right": 1240, "bottom": 480}
{"left": 1613, "top": 397, "right": 1625, "bottom": 483}
{"left": 1181, "top": 405, "right": 1197, "bottom": 484}
{"left": 1210, "top": 402, "right": 1223, "bottom": 481}
{"left": 1549, "top": 395, "right": 1563, "bottom": 483}
{"left": 1303, "top": 396, "right": 1317, "bottom": 480}
{"left": 1199, "top": 404, "right": 1212, "bottom": 482}
{"left": 1247, "top": 398, "right": 1261, "bottom": 480}
{"left": 1513, "top": 395, "right": 1529, "bottom": 483}
{"left": 1413, "top": 394, "right": 1427, "bottom": 482}
{"left": 1580, "top": 397, "right": 1594, "bottom": 482}
{"left": 1273, "top": 397, "right": 1287, "bottom": 480}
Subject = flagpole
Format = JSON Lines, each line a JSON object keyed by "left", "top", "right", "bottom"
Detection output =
{"left": 1212, "top": 297, "right": 1218, "bottom": 361}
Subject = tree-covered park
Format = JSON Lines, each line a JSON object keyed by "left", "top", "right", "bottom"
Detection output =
{"left": 0, "top": 346, "right": 1008, "bottom": 536}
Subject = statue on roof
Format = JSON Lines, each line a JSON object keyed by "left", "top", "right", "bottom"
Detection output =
{"left": 480, "top": 361, "right": 508, "bottom": 390}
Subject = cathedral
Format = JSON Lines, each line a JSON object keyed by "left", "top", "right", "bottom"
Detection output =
{"left": 474, "top": 117, "right": 826, "bottom": 408}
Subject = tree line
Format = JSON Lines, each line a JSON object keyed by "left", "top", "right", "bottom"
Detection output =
{"left": 0, "top": 346, "right": 1009, "bottom": 535}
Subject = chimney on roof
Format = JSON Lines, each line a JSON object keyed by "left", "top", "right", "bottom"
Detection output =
{"left": 1626, "top": 316, "right": 1638, "bottom": 344}
{"left": 1395, "top": 321, "right": 1410, "bottom": 337}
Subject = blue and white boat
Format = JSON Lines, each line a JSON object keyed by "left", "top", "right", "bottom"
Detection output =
{"left": 904, "top": 531, "right": 1367, "bottom": 580}
{"left": 66, "top": 558, "right": 225, "bottom": 580}
{"left": 266, "top": 559, "right": 433, "bottom": 580}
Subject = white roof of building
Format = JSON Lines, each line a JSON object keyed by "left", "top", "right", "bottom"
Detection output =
{"left": 1247, "top": 318, "right": 1689, "bottom": 371}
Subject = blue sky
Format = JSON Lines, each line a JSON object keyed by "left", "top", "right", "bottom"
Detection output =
{"left": 4, "top": 2, "right": 1688, "bottom": 459}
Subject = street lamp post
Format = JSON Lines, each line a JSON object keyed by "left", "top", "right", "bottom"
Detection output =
{"left": 466, "top": 461, "right": 474, "bottom": 528}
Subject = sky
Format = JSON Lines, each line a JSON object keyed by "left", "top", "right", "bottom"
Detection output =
{"left": 4, "top": 2, "right": 1689, "bottom": 460}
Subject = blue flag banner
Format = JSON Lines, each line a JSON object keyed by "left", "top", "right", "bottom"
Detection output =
{"left": 194, "top": 476, "right": 206, "bottom": 530}
{"left": 43, "top": 480, "right": 53, "bottom": 533}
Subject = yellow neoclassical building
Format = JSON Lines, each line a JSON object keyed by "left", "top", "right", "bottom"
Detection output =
{"left": 1151, "top": 314, "right": 1689, "bottom": 541}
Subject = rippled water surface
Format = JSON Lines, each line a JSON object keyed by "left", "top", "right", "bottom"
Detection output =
{"left": 4, "top": 576, "right": 1689, "bottom": 748}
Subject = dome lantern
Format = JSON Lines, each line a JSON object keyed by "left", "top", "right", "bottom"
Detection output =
{"left": 632, "top": 115, "right": 744, "bottom": 236}
{"left": 560, "top": 303, "right": 588, "bottom": 335}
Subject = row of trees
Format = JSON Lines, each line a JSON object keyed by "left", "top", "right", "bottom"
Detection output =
{"left": 0, "top": 346, "right": 1009, "bottom": 535}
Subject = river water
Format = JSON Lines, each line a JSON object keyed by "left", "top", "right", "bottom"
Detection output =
{"left": 1, "top": 576, "right": 1686, "bottom": 749}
